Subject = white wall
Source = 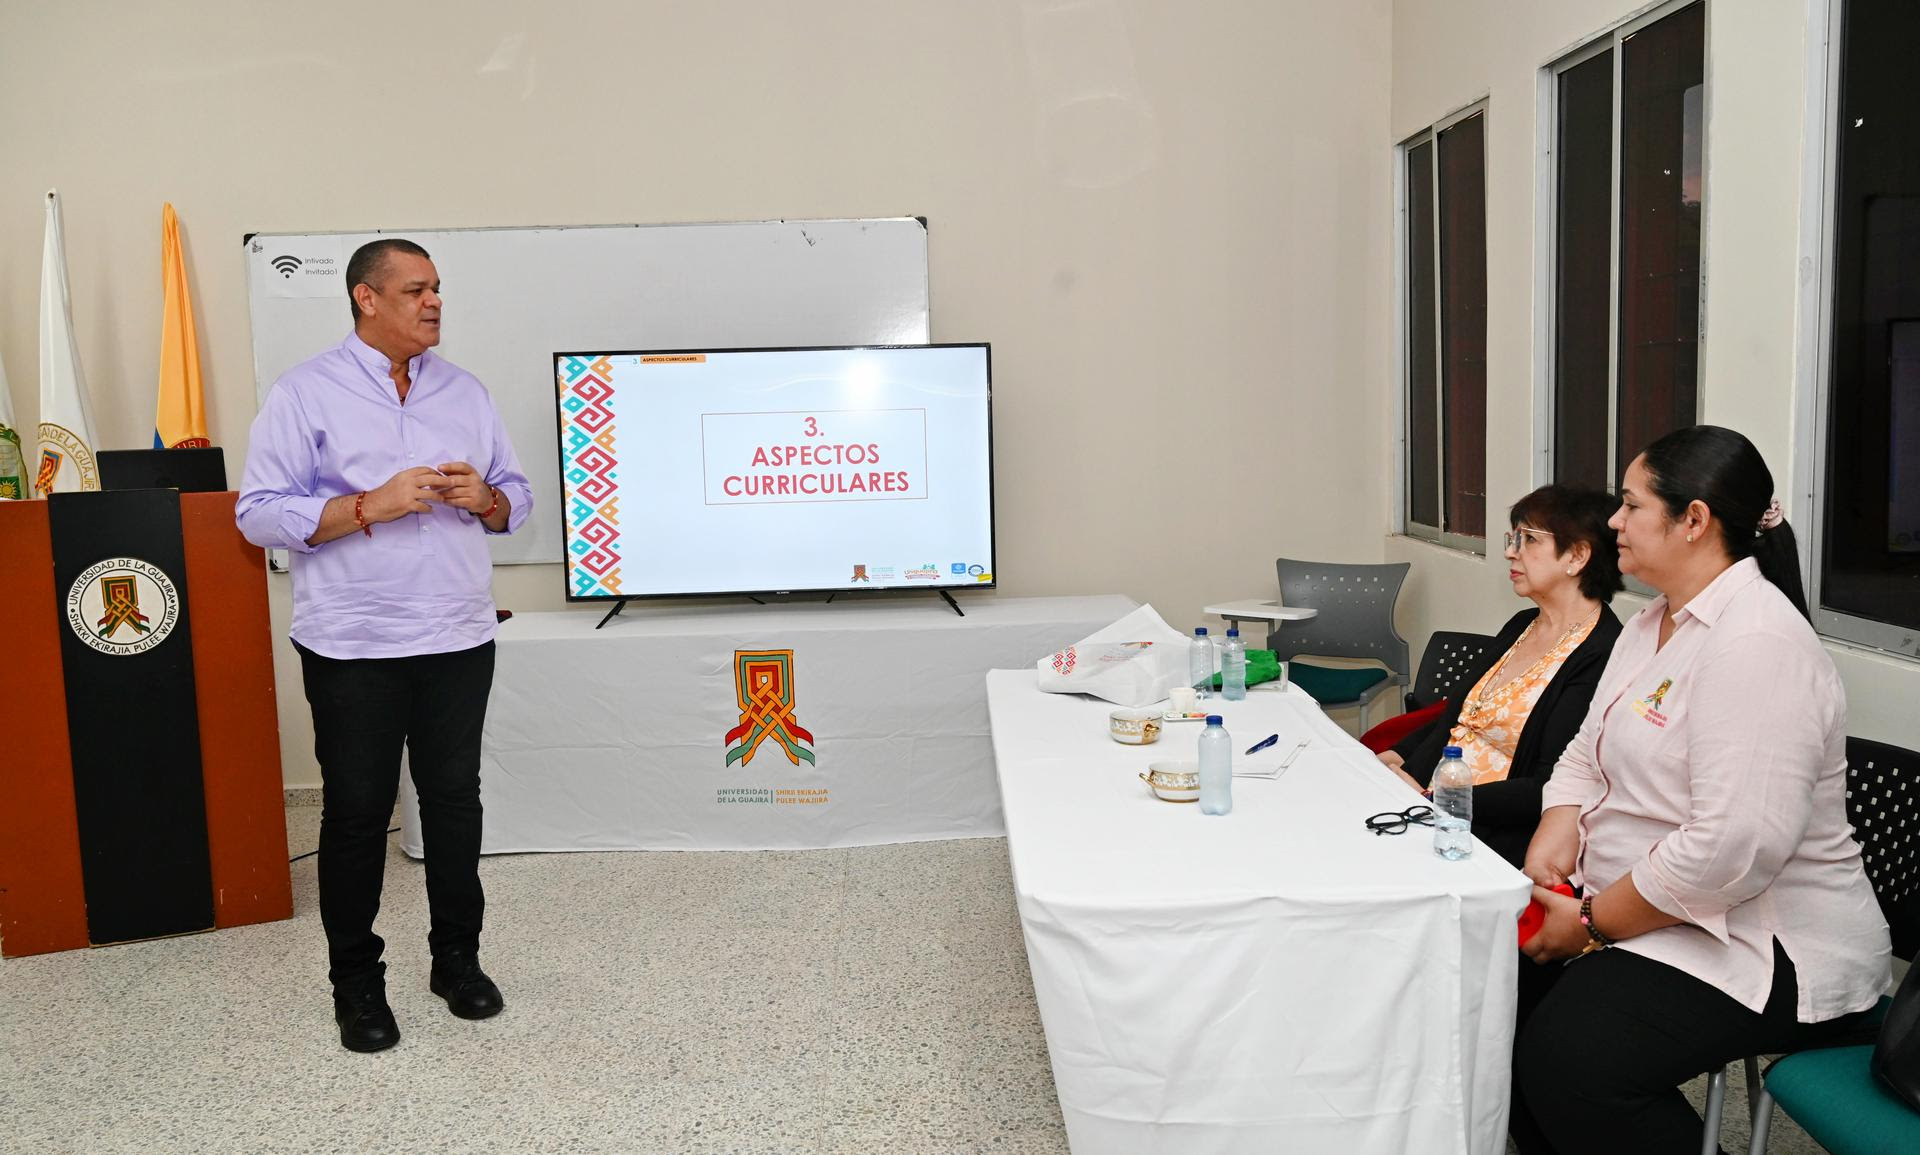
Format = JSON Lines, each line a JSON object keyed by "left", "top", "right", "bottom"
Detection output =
{"left": 1385, "top": 0, "right": 1920, "bottom": 751}
{"left": 0, "top": 1, "right": 1395, "bottom": 785}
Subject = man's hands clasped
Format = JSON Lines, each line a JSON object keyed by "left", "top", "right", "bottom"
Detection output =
{"left": 432, "top": 461, "right": 495, "bottom": 515}
{"left": 362, "top": 462, "right": 492, "bottom": 524}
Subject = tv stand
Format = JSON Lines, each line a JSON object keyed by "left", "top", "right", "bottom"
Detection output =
{"left": 939, "top": 590, "right": 964, "bottom": 617}
{"left": 595, "top": 598, "right": 628, "bottom": 630}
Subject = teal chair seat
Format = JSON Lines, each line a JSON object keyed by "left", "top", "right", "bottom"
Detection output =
{"left": 1287, "top": 663, "right": 1391, "bottom": 708}
{"left": 1737, "top": 736, "right": 1920, "bottom": 1155}
{"left": 1762, "top": 1040, "right": 1920, "bottom": 1154}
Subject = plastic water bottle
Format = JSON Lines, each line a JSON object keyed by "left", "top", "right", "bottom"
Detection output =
{"left": 1198, "top": 715, "right": 1232, "bottom": 815}
{"left": 1432, "top": 744, "right": 1473, "bottom": 860}
{"left": 1190, "top": 627, "right": 1214, "bottom": 700}
{"left": 1221, "top": 629, "right": 1247, "bottom": 701}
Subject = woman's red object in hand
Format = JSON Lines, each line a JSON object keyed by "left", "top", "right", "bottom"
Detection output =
{"left": 1519, "top": 883, "right": 1576, "bottom": 945}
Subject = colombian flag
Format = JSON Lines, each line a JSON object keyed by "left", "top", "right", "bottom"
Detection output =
{"left": 154, "top": 203, "right": 209, "bottom": 449}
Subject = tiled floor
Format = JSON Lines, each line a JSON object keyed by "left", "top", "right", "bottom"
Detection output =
{"left": 0, "top": 798, "right": 1823, "bottom": 1154}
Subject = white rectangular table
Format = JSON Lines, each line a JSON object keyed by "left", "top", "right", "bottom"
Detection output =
{"left": 987, "top": 670, "right": 1530, "bottom": 1154}
{"left": 399, "top": 595, "right": 1135, "bottom": 854}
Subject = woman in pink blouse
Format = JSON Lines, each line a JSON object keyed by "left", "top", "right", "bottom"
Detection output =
{"left": 1510, "top": 426, "right": 1890, "bottom": 1153}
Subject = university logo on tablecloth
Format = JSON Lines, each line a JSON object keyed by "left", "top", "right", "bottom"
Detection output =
{"left": 724, "top": 649, "right": 816, "bottom": 766}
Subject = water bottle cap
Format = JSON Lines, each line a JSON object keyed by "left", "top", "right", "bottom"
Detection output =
{"left": 1226, "top": 628, "right": 1239, "bottom": 637}
{"left": 1442, "top": 745, "right": 1464, "bottom": 759}
{"left": 1205, "top": 715, "right": 1224, "bottom": 726}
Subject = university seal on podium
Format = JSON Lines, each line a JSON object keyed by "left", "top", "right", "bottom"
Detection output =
{"left": 65, "top": 557, "right": 180, "bottom": 656}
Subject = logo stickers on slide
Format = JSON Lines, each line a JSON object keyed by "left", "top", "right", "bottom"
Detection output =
{"left": 65, "top": 557, "right": 181, "bottom": 656}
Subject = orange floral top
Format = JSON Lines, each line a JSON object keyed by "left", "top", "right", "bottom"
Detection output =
{"left": 1448, "top": 612, "right": 1599, "bottom": 785}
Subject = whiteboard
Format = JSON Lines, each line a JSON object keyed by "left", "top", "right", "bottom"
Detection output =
{"left": 244, "top": 218, "right": 930, "bottom": 565}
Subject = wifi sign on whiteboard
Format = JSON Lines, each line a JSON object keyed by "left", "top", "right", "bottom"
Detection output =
{"left": 255, "top": 236, "right": 346, "bottom": 299}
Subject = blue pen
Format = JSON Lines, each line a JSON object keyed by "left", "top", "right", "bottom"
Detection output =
{"left": 1245, "top": 733, "right": 1280, "bottom": 756}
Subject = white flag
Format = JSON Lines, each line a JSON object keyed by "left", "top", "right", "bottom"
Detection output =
{"left": 0, "top": 351, "right": 28, "bottom": 499}
{"left": 36, "top": 189, "right": 100, "bottom": 496}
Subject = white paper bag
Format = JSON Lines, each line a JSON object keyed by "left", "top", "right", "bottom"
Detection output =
{"left": 1035, "top": 604, "right": 1193, "bottom": 706}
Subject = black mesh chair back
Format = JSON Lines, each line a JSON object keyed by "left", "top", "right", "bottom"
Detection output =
{"left": 1845, "top": 736, "right": 1920, "bottom": 960}
{"left": 1706, "top": 737, "right": 1920, "bottom": 1154}
{"left": 1407, "top": 631, "right": 1499, "bottom": 712}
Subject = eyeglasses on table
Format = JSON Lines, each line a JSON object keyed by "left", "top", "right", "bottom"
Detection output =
{"left": 1365, "top": 805, "right": 1435, "bottom": 836}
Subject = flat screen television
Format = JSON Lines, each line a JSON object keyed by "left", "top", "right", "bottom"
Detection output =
{"left": 554, "top": 343, "right": 994, "bottom": 602}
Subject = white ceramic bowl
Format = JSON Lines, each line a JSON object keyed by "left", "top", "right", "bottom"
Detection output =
{"left": 1140, "top": 760, "right": 1201, "bottom": 802}
{"left": 1108, "top": 708, "right": 1163, "bottom": 745}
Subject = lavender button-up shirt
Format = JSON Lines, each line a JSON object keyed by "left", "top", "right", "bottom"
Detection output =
{"left": 237, "top": 332, "right": 533, "bottom": 660}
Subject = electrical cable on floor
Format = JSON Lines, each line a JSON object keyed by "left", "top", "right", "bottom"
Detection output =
{"left": 289, "top": 825, "right": 400, "bottom": 864}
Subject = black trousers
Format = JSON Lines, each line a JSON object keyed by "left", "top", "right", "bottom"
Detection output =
{"left": 1511, "top": 940, "right": 1877, "bottom": 1153}
{"left": 297, "top": 640, "right": 495, "bottom": 992}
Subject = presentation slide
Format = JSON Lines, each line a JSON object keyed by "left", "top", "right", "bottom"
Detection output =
{"left": 557, "top": 344, "right": 994, "bottom": 599}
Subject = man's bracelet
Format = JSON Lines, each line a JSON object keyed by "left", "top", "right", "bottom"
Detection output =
{"left": 480, "top": 487, "right": 501, "bottom": 521}
{"left": 353, "top": 492, "right": 372, "bottom": 537}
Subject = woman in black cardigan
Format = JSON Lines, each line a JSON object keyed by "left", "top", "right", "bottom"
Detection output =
{"left": 1380, "top": 485, "right": 1625, "bottom": 868}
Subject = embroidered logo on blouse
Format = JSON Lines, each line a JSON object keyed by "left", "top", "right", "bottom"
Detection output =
{"left": 1631, "top": 677, "right": 1674, "bottom": 728}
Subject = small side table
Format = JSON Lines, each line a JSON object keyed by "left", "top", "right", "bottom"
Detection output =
{"left": 1202, "top": 599, "right": 1319, "bottom": 636}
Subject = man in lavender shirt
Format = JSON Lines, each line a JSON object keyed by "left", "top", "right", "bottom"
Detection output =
{"left": 237, "top": 238, "right": 533, "bottom": 1053}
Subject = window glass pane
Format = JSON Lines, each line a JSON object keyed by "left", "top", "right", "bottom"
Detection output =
{"left": 1554, "top": 50, "right": 1614, "bottom": 490}
{"left": 1822, "top": 0, "right": 1920, "bottom": 633}
{"left": 1615, "top": 1, "right": 1704, "bottom": 477}
{"left": 1407, "top": 139, "right": 1439, "bottom": 529}
{"left": 1438, "top": 112, "right": 1487, "bottom": 538}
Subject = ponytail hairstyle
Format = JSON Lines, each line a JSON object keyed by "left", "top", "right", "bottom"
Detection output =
{"left": 1639, "top": 425, "right": 1809, "bottom": 620}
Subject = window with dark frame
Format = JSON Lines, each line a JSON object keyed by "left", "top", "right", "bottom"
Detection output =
{"left": 1407, "top": 140, "right": 1439, "bottom": 530}
{"left": 1550, "top": 1, "right": 1704, "bottom": 492}
{"left": 1404, "top": 108, "right": 1487, "bottom": 545}
{"left": 1554, "top": 52, "right": 1614, "bottom": 491}
{"left": 1819, "top": 0, "right": 1920, "bottom": 641}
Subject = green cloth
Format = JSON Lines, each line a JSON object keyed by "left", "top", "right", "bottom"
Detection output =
{"left": 1285, "top": 661, "right": 1390, "bottom": 706}
{"left": 1208, "top": 649, "right": 1282, "bottom": 690}
{"left": 1763, "top": 1043, "right": 1920, "bottom": 1153}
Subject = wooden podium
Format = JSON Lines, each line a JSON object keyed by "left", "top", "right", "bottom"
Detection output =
{"left": 0, "top": 490, "right": 291, "bottom": 957}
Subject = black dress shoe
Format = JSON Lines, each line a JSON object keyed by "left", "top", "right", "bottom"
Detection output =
{"left": 333, "top": 986, "right": 400, "bottom": 1053}
{"left": 430, "top": 955, "right": 504, "bottom": 1020}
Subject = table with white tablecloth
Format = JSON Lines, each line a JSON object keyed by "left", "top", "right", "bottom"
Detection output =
{"left": 987, "top": 669, "right": 1531, "bottom": 1154}
{"left": 398, "top": 595, "right": 1134, "bottom": 854}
